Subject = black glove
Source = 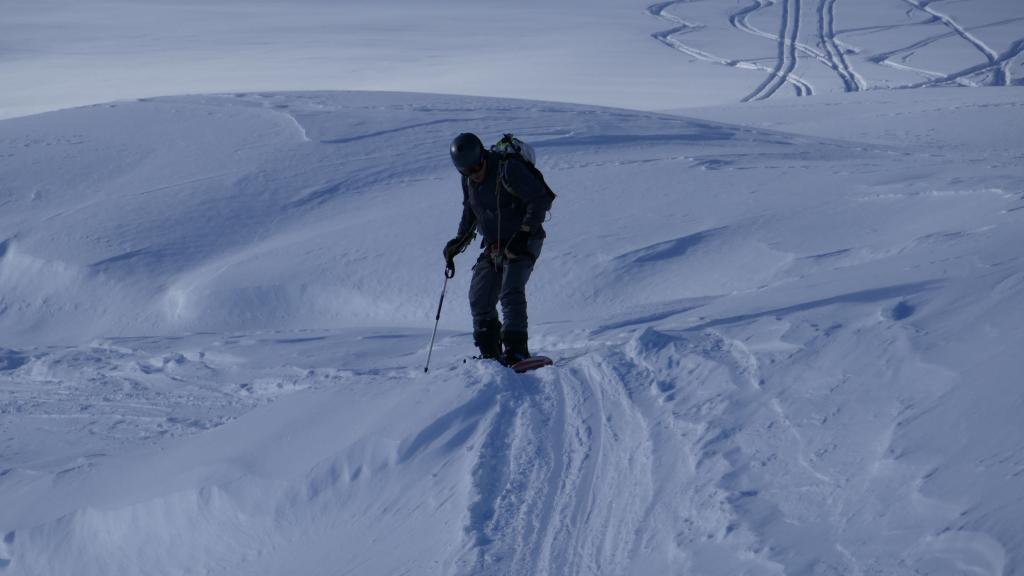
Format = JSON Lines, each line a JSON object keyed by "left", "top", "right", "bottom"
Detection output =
{"left": 443, "top": 233, "right": 474, "bottom": 270}
{"left": 503, "top": 229, "right": 532, "bottom": 260}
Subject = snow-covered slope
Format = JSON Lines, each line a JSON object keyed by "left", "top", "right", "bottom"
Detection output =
{"left": 4, "top": 0, "right": 1024, "bottom": 572}
{"left": 4, "top": 0, "right": 1024, "bottom": 119}
{"left": 1, "top": 88, "right": 1022, "bottom": 575}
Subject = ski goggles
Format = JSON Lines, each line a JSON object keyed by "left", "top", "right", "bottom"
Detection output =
{"left": 459, "top": 160, "right": 485, "bottom": 178}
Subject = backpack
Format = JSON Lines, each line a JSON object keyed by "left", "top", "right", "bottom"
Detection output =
{"left": 490, "top": 134, "right": 557, "bottom": 201}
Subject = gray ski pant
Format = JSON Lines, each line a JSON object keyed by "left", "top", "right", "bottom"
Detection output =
{"left": 469, "top": 235, "right": 544, "bottom": 335}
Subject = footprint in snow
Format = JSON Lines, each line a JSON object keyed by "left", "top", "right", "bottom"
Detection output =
{"left": 0, "top": 531, "right": 14, "bottom": 569}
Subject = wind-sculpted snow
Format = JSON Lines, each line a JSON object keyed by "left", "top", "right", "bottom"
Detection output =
{"left": 1, "top": 90, "right": 1023, "bottom": 574}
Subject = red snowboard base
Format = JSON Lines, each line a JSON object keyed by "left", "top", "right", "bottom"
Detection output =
{"left": 510, "top": 356, "right": 554, "bottom": 373}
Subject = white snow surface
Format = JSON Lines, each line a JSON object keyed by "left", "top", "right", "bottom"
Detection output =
{"left": 2, "top": 88, "right": 1022, "bottom": 575}
{"left": 4, "top": 0, "right": 1024, "bottom": 119}
{"left": 2, "top": 1, "right": 1024, "bottom": 575}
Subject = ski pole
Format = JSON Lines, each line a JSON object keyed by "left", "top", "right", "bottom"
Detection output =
{"left": 424, "top": 264, "right": 455, "bottom": 373}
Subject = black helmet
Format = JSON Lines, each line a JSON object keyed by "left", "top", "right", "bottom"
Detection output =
{"left": 450, "top": 133, "right": 484, "bottom": 171}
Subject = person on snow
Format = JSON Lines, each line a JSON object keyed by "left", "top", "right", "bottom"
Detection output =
{"left": 443, "top": 132, "right": 555, "bottom": 366}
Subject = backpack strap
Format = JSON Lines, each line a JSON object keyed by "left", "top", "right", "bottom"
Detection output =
{"left": 498, "top": 158, "right": 513, "bottom": 196}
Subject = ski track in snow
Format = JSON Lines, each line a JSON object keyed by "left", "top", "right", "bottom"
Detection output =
{"left": 1, "top": 316, "right": 1008, "bottom": 575}
{"left": 460, "top": 357, "right": 635, "bottom": 575}
{"left": 730, "top": 0, "right": 859, "bottom": 94}
{"left": 907, "top": 37, "right": 1024, "bottom": 89}
{"left": 646, "top": 1, "right": 815, "bottom": 100}
{"left": 869, "top": 27, "right": 962, "bottom": 81}
{"left": 461, "top": 353, "right": 645, "bottom": 575}
{"left": 875, "top": 1, "right": 1024, "bottom": 89}
{"left": 816, "top": 0, "right": 865, "bottom": 91}
{"left": 1011, "top": 45, "right": 1024, "bottom": 85}
{"left": 902, "top": 0, "right": 999, "bottom": 73}
{"left": 899, "top": 0, "right": 1024, "bottom": 89}
{"left": 647, "top": 0, "right": 1024, "bottom": 97}
{"left": 457, "top": 327, "right": 867, "bottom": 574}
{"left": 646, "top": 2, "right": 746, "bottom": 67}
{"left": 739, "top": 0, "right": 811, "bottom": 101}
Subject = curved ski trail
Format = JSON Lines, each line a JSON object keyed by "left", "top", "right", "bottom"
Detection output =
{"left": 903, "top": 0, "right": 999, "bottom": 64}
{"left": 901, "top": 0, "right": 1023, "bottom": 87}
{"left": 743, "top": 0, "right": 812, "bottom": 101}
{"left": 732, "top": 0, "right": 861, "bottom": 92}
{"left": 902, "top": 36, "right": 1024, "bottom": 88}
{"left": 817, "top": 0, "right": 864, "bottom": 91}
{"left": 647, "top": 1, "right": 743, "bottom": 67}
{"left": 647, "top": 1, "right": 813, "bottom": 101}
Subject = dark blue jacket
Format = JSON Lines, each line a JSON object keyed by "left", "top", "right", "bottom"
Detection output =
{"left": 456, "top": 151, "right": 554, "bottom": 245}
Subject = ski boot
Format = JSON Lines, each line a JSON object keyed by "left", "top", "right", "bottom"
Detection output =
{"left": 473, "top": 318, "right": 503, "bottom": 361}
{"left": 500, "top": 330, "right": 531, "bottom": 367}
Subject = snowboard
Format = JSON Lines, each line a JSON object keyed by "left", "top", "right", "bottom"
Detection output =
{"left": 510, "top": 355, "right": 554, "bottom": 374}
